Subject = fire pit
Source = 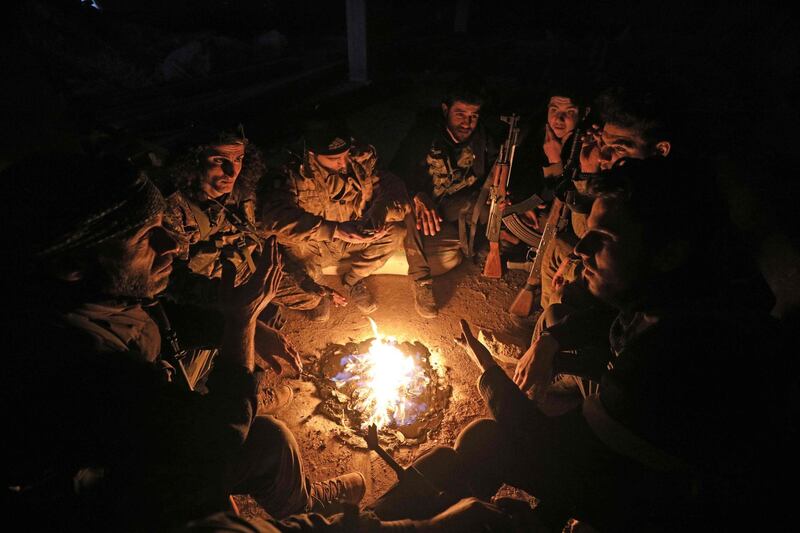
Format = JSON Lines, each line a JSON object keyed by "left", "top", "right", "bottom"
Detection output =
{"left": 308, "top": 319, "right": 450, "bottom": 448}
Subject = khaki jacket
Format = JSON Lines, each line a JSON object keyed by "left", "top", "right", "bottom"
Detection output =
{"left": 166, "top": 189, "right": 261, "bottom": 287}
{"left": 261, "top": 144, "right": 409, "bottom": 243}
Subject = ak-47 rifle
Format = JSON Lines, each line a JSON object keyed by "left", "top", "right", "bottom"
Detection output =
{"left": 482, "top": 114, "right": 520, "bottom": 278}
{"left": 508, "top": 196, "right": 568, "bottom": 317}
{"left": 500, "top": 189, "right": 555, "bottom": 248}
{"left": 508, "top": 118, "right": 587, "bottom": 317}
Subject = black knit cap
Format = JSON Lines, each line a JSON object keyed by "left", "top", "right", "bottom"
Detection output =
{"left": 181, "top": 121, "right": 249, "bottom": 149}
{"left": 4, "top": 153, "right": 165, "bottom": 259}
{"left": 304, "top": 119, "right": 351, "bottom": 156}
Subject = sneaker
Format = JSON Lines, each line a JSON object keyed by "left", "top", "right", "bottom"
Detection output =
{"left": 414, "top": 281, "right": 438, "bottom": 318}
{"left": 306, "top": 296, "right": 331, "bottom": 323}
{"left": 348, "top": 280, "right": 377, "bottom": 314}
{"left": 258, "top": 384, "right": 293, "bottom": 415}
{"left": 310, "top": 472, "right": 366, "bottom": 515}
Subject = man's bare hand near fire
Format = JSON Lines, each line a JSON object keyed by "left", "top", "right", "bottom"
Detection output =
{"left": 455, "top": 319, "right": 498, "bottom": 372}
{"left": 513, "top": 333, "right": 559, "bottom": 398}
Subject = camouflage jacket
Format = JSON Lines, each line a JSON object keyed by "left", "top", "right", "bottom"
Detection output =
{"left": 390, "top": 113, "right": 494, "bottom": 203}
{"left": 166, "top": 189, "right": 261, "bottom": 286}
{"left": 165, "top": 188, "right": 317, "bottom": 305}
{"left": 260, "top": 144, "right": 409, "bottom": 243}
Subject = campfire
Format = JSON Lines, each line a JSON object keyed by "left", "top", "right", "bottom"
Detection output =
{"left": 309, "top": 319, "right": 450, "bottom": 447}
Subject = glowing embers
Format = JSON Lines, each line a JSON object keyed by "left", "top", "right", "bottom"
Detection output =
{"left": 311, "top": 319, "right": 450, "bottom": 446}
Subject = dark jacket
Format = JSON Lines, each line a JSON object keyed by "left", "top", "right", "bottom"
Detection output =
{"left": 390, "top": 110, "right": 495, "bottom": 202}
{"left": 477, "top": 264, "right": 783, "bottom": 529}
{"left": 6, "top": 287, "right": 260, "bottom": 531}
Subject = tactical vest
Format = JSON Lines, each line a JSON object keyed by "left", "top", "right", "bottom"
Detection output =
{"left": 166, "top": 190, "right": 261, "bottom": 286}
{"left": 427, "top": 142, "right": 478, "bottom": 199}
{"left": 287, "top": 145, "right": 378, "bottom": 223}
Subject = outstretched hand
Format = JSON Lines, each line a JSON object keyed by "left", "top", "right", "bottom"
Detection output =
{"left": 455, "top": 319, "right": 497, "bottom": 372}
{"left": 255, "top": 320, "right": 302, "bottom": 374}
{"left": 318, "top": 285, "right": 348, "bottom": 307}
{"left": 413, "top": 192, "right": 443, "bottom": 236}
{"left": 219, "top": 235, "right": 283, "bottom": 323}
{"left": 522, "top": 208, "right": 542, "bottom": 231}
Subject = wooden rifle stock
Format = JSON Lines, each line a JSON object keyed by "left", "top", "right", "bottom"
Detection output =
{"left": 482, "top": 161, "right": 507, "bottom": 278}
{"left": 482, "top": 241, "right": 503, "bottom": 278}
{"left": 509, "top": 198, "right": 563, "bottom": 317}
{"left": 482, "top": 114, "right": 519, "bottom": 278}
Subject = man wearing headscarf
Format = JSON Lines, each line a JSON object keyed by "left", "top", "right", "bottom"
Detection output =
{"left": 3, "top": 154, "right": 366, "bottom": 531}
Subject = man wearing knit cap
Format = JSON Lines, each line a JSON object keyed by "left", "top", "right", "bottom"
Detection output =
{"left": 260, "top": 120, "right": 417, "bottom": 316}
{"left": 4, "top": 154, "right": 367, "bottom": 531}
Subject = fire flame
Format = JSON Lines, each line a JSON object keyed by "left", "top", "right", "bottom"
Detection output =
{"left": 332, "top": 318, "right": 430, "bottom": 430}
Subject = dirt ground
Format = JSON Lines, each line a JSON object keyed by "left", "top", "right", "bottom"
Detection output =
{"left": 235, "top": 259, "right": 538, "bottom": 518}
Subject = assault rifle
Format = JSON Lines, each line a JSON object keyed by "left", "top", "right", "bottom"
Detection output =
{"left": 500, "top": 189, "right": 555, "bottom": 248}
{"left": 508, "top": 197, "right": 568, "bottom": 317}
{"left": 482, "top": 114, "right": 520, "bottom": 278}
{"left": 508, "top": 118, "right": 587, "bottom": 317}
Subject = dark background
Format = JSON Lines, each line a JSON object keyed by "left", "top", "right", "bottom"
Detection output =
{"left": 2, "top": 1, "right": 798, "bottom": 250}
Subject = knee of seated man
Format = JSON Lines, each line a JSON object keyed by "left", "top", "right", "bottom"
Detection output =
{"left": 247, "top": 416, "right": 301, "bottom": 459}
{"left": 388, "top": 221, "right": 406, "bottom": 240}
{"left": 429, "top": 250, "right": 462, "bottom": 277}
{"left": 412, "top": 446, "right": 460, "bottom": 476}
{"left": 454, "top": 418, "right": 504, "bottom": 461}
{"left": 376, "top": 221, "right": 406, "bottom": 246}
{"left": 407, "top": 446, "right": 468, "bottom": 499}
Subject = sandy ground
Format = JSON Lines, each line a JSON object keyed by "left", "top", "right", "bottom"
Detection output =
{"left": 235, "top": 259, "right": 538, "bottom": 518}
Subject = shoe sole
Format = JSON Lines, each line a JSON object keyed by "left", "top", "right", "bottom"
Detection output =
{"left": 415, "top": 307, "right": 438, "bottom": 319}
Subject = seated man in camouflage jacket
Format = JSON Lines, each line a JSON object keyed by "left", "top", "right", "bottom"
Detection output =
{"left": 5, "top": 154, "right": 366, "bottom": 532}
{"left": 390, "top": 81, "right": 496, "bottom": 292}
{"left": 161, "top": 125, "right": 346, "bottom": 408}
{"left": 259, "top": 121, "right": 415, "bottom": 316}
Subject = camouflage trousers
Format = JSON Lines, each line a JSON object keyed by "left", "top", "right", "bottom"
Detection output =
{"left": 273, "top": 270, "right": 323, "bottom": 312}
{"left": 282, "top": 221, "right": 406, "bottom": 287}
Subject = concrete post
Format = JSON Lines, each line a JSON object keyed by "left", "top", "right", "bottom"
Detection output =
{"left": 346, "top": 0, "right": 368, "bottom": 83}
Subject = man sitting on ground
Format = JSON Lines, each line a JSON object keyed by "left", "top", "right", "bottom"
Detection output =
{"left": 4, "top": 154, "right": 365, "bottom": 532}
{"left": 539, "top": 85, "right": 675, "bottom": 311}
{"left": 390, "top": 80, "right": 496, "bottom": 289}
{"left": 161, "top": 124, "right": 347, "bottom": 410}
{"left": 371, "top": 157, "right": 782, "bottom": 531}
{"left": 162, "top": 123, "right": 344, "bottom": 323}
{"left": 260, "top": 120, "right": 410, "bottom": 316}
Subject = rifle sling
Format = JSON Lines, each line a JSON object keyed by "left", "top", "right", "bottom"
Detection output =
{"left": 467, "top": 179, "right": 491, "bottom": 257}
